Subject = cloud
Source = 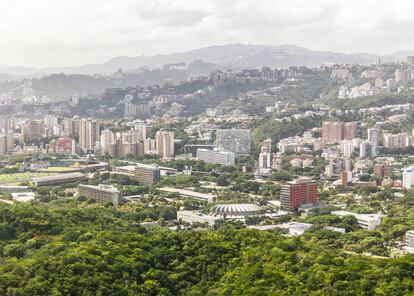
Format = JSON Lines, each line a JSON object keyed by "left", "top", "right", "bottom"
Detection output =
{"left": 0, "top": 0, "right": 414, "bottom": 67}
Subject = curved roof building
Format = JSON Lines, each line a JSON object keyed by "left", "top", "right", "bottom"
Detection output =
{"left": 210, "top": 203, "right": 261, "bottom": 219}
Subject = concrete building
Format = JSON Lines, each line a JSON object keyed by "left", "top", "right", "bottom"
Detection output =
{"left": 405, "top": 230, "right": 414, "bottom": 253}
{"left": 331, "top": 210, "right": 382, "bottom": 230}
{"left": 0, "top": 131, "right": 13, "bottom": 154}
{"left": 63, "top": 118, "right": 80, "bottom": 137}
{"left": 78, "top": 184, "right": 121, "bottom": 206}
{"left": 359, "top": 140, "right": 376, "bottom": 158}
{"left": 31, "top": 172, "right": 86, "bottom": 187}
{"left": 373, "top": 163, "right": 392, "bottom": 179}
{"left": 258, "top": 152, "right": 271, "bottom": 170}
{"left": 322, "top": 122, "right": 357, "bottom": 144}
{"left": 79, "top": 119, "right": 100, "bottom": 152}
{"left": 100, "top": 129, "right": 115, "bottom": 155}
{"left": 280, "top": 178, "right": 318, "bottom": 211}
{"left": 403, "top": 166, "right": 414, "bottom": 189}
{"left": 44, "top": 115, "right": 58, "bottom": 129}
{"left": 215, "top": 129, "right": 251, "bottom": 154}
{"left": 156, "top": 130, "right": 175, "bottom": 160}
{"left": 158, "top": 187, "right": 216, "bottom": 202}
{"left": 21, "top": 120, "right": 44, "bottom": 142}
{"left": 340, "top": 140, "right": 355, "bottom": 158}
{"left": 184, "top": 144, "right": 214, "bottom": 157}
{"left": 48, "top": 136, "right": 76, "bottom": 155}
{"left": 135, "top": 163, "right": 161, "bottom": 186}
{"left": 177, "top": 210, "right": 218, "bottom": 226}
{"left": 134, "top": 122, "right": 147, "bottom": 142}
{"left": 367, "top": 128, "right": 381, "bottom": 148}
{"left": 197, "top": 148, "right": 235, "bottom": 166}
{"left": 383, "top": 132, "right": 411, "bottom": 149}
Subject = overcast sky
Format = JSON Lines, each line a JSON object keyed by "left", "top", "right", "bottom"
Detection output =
{"left": 1, "top": 0, "right": 414, "bottom": 68}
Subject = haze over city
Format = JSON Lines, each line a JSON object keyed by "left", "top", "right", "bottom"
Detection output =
{"left": 2, "top": 1, "right": 414, "bottom": 295}
{"left": 1, "top": 0, "right": 414, "bottom": 67}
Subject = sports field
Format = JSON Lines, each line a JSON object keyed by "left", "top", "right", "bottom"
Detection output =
{"left": 38, "top": 167, "right": 78, "bottom": 173}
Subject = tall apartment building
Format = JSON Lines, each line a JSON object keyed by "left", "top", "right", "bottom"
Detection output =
{"left": 322, "top": 122, "right": 357, "bottom": 144}
{"left": 79, "top": 119, "right": 100, "bottom": 152}
{"left": 0, "top": 132, "right": 13, "bottom": 154}
{"left": 0, "top": 118, "right": 14, "bottom": 133}
{"left": 215, "top": 129, "right": 251, "bottom": 154}
{"left": 134, "top": 122, "right": 147, "bottom": 142}
{"left": 403, "top": 166, "right": 414, "bottom": 189}
{"left": 262, "top": 138, "right": 272, "bottom": 153}
{"left": 367, "top": 128, "right": 381, "bottom": 148}
{"left": 156, "top": 131, "right": 174, "bottom": 160}
{"left": 134, "top": 164, "right": 161, "bottom": 186}
{"left": 44, "top": 115, "right": 58, "bottom": 129}
{"left": 340, "top": 140, "right": 355, "bottom": 158}
{"left": 359, "top": 140, "right": 376, "bottom": 158}
{"left": 280, "top": 178, "right": 318, "bottom": 211}
{"left": 197, "top": 148, "right": 235, "bottom": 166}
{"left": 78, "top": 184, "right": 121, "bottom": 206}
{"left": 100, "top": 129, "right": 116, "bottom": 155}
{"left": 259, "top": 152, "right": 271, "bottom": 169}
{"left": 63, "top": 118, "right": 80, "bottom": 137}
{"left": 383, "top": 132, "right": 411, "bottom": 149}
{"left": 144, "top": 138, "right": 157, "bottom": 155}
{"left": 21, "top": 120, "right": 44, "bottom": 142}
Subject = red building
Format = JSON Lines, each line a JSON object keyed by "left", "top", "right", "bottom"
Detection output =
{"left": 49, "top": 136, "right": 75, "bottom": 155}
{"left": 322, "top": 121, "right": 358, "bottom": 144}
{"left": 280, "top": 179, "right": 318, "bottom": 211}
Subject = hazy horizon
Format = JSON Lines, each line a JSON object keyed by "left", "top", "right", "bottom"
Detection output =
{"left": 2, "top": 0, "right": 414, "bottom": 68}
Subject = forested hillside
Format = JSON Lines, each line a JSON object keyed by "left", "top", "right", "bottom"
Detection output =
{"left": 0, "top": 201, "right": 413, "bottom": 295}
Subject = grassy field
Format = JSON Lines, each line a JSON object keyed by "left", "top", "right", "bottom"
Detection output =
{"left": 0, "top": 172, "right": 53, "bottom": 185}
{"left": 38, "top": 167, "right": 78, "bottom": 173}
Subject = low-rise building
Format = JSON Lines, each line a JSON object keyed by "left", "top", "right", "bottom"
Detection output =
{"left": 331, "top": 210, "right": 382, "bottom": 230}
{"left": 135, "top": 164, "right": 161, "bottom": 186}
{"left": 78, "top": 184, "right": 121, "bottom": 206}
{"left": 197, "top": 148, "right": 235, "bottom": 166}
{"left": 31, "top": 172, "right": 86, "bottom": 187}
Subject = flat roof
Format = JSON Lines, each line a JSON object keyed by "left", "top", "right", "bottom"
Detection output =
{"left": 158, "top": 187, "right": 215, "bottom": 201}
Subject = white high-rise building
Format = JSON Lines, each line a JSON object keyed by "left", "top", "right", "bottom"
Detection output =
{"left": 262, "top": 138, "right": 272, "bottom": 153}
{"left": 405, "top": 230, "right": 414, "bottom": 253}
{"left": 340, "top": 140, "right": 354, "bottom": 158}
{"left": 134, "top": 122, "right": 147, "bottom": 142}
{"left": 383, "top": 132, "right": 410, "bottom": 149}
{"left": 259, "top": 152, "right": 271, "bottom": 169}
{"left": 79, "top": 119, "right": 100, "bottom": 152}
{"left": 403, "top": 166, "right": 414, "bottom": 189}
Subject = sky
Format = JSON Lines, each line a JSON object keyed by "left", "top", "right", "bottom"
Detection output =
{"left": 1, "top": 0, "right": 414, "bottom": 68}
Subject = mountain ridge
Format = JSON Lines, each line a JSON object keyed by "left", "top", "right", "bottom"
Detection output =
{"left": 1, "top": 44, "right": 413, "bottom": 78}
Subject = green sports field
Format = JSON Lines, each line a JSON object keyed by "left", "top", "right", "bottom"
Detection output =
{"left": 38, "top": 167, "right": 78, "bottom": 173}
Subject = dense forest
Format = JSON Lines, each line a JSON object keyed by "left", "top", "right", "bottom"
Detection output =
{"left": 0, "top": 201, "right": 414, "bottom": 295}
